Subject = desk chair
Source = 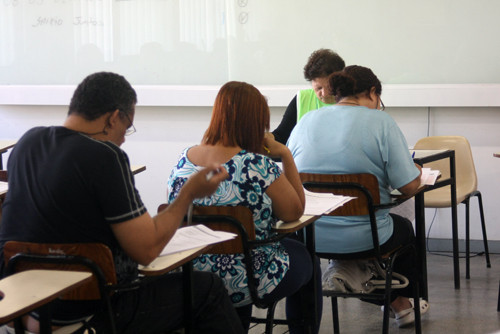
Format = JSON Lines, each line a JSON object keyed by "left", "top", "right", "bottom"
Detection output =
{"left": 157, "top": 204, "right": 293, "bottom": 334}
{"left": 414, "top": 136, "right": 490, "bottom": 279}
{"left": 300, "top": 173, "right": 421, "bottom": 334}
{"left": 3, "top": 242, "right": 128, "bottom": 334}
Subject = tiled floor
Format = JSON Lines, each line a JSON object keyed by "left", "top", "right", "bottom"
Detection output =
{"left": 250, "top": 252, "right": 500, "bottom": 333}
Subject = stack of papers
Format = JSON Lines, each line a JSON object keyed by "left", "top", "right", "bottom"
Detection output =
{"left": 304, "top": 189, "right": 355, "bottom": 215}
{"left": 420, "top": 168, "right": 440, "bottom": 185}
{"left": 160, "top": 224, "right": 237, "bottom": 256}
{"left": 0, "top": 181, "right": 7, "bottom": 196}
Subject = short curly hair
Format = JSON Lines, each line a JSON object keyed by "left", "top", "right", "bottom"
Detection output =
{"left": 303, "top": 49, "right": 345, "bottom": 81}
{"left": 68, "top": 72, "right": 137, "bottom": 121}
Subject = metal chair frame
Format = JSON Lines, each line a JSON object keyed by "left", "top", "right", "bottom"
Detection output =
{"left": 301, "top": 173, "right": 421, "bottom": 334}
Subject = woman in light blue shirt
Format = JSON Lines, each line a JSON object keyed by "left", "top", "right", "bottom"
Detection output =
{"left": 288, "top": 65, "right": 426, "bottom": 328}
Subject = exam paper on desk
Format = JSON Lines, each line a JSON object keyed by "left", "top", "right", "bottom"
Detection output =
{"left": 304, "top": 189, "right": 355, "bottom": 216}
{"left": 160, "top": 224, "right": 237, "bottom": 256}
{"left": 0, "top": 181, "right": 7, "bottom": 196}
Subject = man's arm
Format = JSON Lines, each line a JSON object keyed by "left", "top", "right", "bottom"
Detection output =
{"left": 111, "top": 166, "right": 228, "bottom": 265}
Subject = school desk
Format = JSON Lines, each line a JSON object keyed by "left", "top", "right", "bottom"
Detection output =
{"left": 410, "top": 149, "right": 458, "bottom": 298}
{"left": 0, "top": 270, "right": 92, "bottom": 333}
{"left": 131, "top": 165, "right": 146, "bottom": 175}
{"left": 0, "top": 140, "right": 17, "bottom": 170}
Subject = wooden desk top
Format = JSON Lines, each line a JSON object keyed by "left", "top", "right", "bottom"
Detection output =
{"left": 0, "top": 270, "right": 92, "bottom": 323}
{"left": 138, "top": 245, "right": 212, "bottom": 276}
{"left": 131, "top": 165, "right": 146, "bottom": 175}
{"left": 272, "top": 215, "right": 318, "bottom": 233}
{"left": 0, "top": 140, "right": 17, "bottom": 153}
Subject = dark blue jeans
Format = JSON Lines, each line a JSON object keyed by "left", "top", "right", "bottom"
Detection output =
{"left": 107, "top": 271, "right": 244, "bottom": 333}
{"left": 236, "top": 238, "right": 322, "bottom": 334}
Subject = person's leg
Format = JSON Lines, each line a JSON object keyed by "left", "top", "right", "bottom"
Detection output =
{"left": 261, "top": 238, "right": 322, "bottom": 334}
{"left": 234, "top": 304, "right": 252, "bottom": 332}
{"left": 110, "top": 271, "right": 244, "bottom": 334}
{"left": 381, "top": 214, "right": 417, "bottom": 299}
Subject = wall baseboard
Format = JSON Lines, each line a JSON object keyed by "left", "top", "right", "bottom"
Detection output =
{"left": 427, "top": 238, "right": 500, "bottom": 254}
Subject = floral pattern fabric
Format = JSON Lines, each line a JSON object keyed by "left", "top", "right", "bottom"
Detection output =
{"left": 167, "top": 147, "right": 290, "bottom": 307}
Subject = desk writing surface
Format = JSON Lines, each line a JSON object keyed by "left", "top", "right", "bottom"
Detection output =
{"left": 131, "top": 165, "right": 146, "bottom": 175}
{"left": 0, "top": 140, "right": 17, "bottom": 153}
{"left": 0, "top": 270, "right": 92, "bottom": 323}
{"left": 272, "top": 215, "right": 317, "bottom": 234}
{"left": 138, "top": 246, "right": 210, "bottom": 276}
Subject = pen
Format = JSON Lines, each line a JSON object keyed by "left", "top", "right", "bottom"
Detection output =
{"left": 206, "top": 171, "right": 214, "bottom": 181}
{"left": 412, "top": 151, "right": 416, "bottom": 159}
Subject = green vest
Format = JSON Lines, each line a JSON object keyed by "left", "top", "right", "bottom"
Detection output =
{"left": 296, "top": 89, "right": 333, "bottom": 122}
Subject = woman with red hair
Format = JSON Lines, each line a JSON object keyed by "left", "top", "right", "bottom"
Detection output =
{"left": 167, "top": 81, "right": 322, "bottom": 333}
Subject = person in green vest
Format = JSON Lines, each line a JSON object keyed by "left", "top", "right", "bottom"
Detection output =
{"left": 272, "top": 49, "right": 345, "bottom": 144}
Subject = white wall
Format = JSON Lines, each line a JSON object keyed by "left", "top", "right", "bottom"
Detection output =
{"left": 1, "top": 104, "right": 500, "bottom": 243}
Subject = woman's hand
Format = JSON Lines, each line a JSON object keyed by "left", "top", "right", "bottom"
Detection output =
{"left": 263, "top": 132, "right": 288, "bottom": 158}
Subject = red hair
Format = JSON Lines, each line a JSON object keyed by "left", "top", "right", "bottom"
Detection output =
{"left": 203, "top": 81, "right": 270, "bottom": 153}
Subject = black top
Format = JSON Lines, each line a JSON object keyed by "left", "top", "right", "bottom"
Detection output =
{"left": 0, "top": 126, "right": 147, "bottom": 322}
{"left": 272, "top": 95, "right": 297, "bottom": 145}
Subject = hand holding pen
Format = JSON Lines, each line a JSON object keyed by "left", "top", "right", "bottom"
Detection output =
{"left": 262, "top": 132, "right": 289, "bottom": 158}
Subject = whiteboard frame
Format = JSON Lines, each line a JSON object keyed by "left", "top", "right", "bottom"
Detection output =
{"left": 1, "top": 84, "right": 500, "bottom": 107}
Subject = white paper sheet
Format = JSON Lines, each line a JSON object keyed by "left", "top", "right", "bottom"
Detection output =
{"left": 160, "top": 224, "right": 237, "bottom": 256}
{"left": 304, "top": 189, "right": 355, "bottom": 215}
{"left": 0, "top": 181, "right": 8, "bottom": 196}
{"left": 420, "top": 168, "right": 441, "bottom": 185}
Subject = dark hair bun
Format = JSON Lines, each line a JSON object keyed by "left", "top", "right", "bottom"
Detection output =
{"left": 329, "top": 72, "right": 356, "bottom": 98}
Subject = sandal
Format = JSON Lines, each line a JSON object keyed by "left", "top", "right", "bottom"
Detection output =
{"left": 381, "top": 298, "right": 429, "bottom": 327}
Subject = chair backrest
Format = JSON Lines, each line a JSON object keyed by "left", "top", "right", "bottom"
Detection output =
{"left": 413, "top": 135, "right": 478, "bottom": 196}
{"left": 300, "top": 173, "right": 381, "bottom": 216}
{"left": 3, "top": 241, "right": 117, "bottom": 300}
{"left": 157, "top": 204, "right": 255, "bottom": 254}
{"left": 300, "top": 172, "right": 386, "bottom": 259}
{"left": 158, "top": 203, "right": 266, "bottom": 307}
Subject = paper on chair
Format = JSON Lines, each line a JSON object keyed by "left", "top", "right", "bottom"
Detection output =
{"left": 160, "top": 224, "right": 237, "bottom": 256}
{"left": 304, "top": 189, "right": 355, "bottom": 215}
{"left": 0, "top": 181, "right": 7, "bottom": 196}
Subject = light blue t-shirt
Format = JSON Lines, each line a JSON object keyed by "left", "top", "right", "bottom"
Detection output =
{"left": 287, "top": 105, "right": 420, "bottom": 254}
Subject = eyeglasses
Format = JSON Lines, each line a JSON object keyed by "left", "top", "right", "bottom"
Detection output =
{"left": 379, "top": 98, "right": 385, "bottom": 111}
{"left": 121, "top": 111, "right": 136, "bottom": 136}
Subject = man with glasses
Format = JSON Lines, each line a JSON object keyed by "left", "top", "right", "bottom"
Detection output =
{"left": 0, "top": 72, "right": 244, "bottom": 333}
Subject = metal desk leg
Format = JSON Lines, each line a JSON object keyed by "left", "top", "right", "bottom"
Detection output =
{"left": 182, "top": 262, "right": 194, "bottom": 334}
{"left": 304, "top": 224, "right": 317, "bottom": 334}
{"left": 415, "top": 191, "right": 428, "bottom": 301}
{"left": 449, "top": 151, "right": 460, "bottom": 289}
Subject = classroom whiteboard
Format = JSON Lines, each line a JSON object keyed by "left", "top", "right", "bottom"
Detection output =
{"left": 1, "top": 0, "right": 500, "bottom": 86}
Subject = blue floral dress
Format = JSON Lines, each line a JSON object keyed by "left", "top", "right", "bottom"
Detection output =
{"left": 167, "top": 147, "right": 290, "bottom": 307}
